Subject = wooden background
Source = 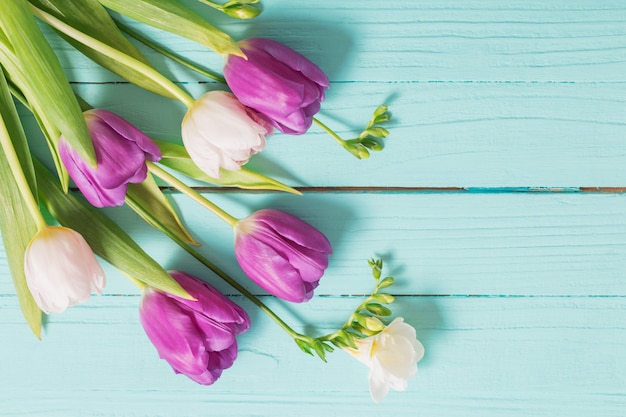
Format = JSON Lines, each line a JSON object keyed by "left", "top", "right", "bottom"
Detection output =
{"left": 2, "top": 0, "right": 626, "bottom": 415}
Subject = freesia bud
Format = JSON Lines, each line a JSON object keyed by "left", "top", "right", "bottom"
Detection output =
{"left": 59, "top": 109, "right": 161, "bottom": 208}
{"left": 24, "top": 226, "right": 105, "bottom": 314}
{"left": 181, "top": 90, "right": 272, "bottom": 178}
{"left": 234, "top": 209, "right": 332, "bottom": 303}
{"left": 139, "top": 270, "right": 250, "bottom": 385}
{"left": 223, "top": 4, "right": 261, "bottom": 19}
{"left": 224, "top": 38, "right": 330, "bottom": 135}
{"left": 345, "top": 317, "right": 424, "bottom": 403}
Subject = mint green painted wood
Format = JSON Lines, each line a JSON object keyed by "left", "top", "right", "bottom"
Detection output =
{"left": 1, "top": 0, "right": 625, "bottom": 416}
{"left": 1, "top": 296, "right": 626, "bottom": 416}
{"left": 19, "top": 80, "right": 626, "bottom": 187}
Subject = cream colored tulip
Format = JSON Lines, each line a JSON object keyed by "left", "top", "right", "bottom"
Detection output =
{"left": 181, "top": 90, "right": 272, "bottom": 178}
{"left": 24, "top": 226, "right": 105, "bottom": 314}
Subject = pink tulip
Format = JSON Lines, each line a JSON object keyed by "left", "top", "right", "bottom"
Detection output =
{"left": 234, "top": 209, "right": 332, "bottom": 303}
{"left": 59, "top": 109, "right": 161, "bottom": 208}
{"left": 224, "top": 38, "right": 329, "bottom": 134}
{"left": 139, "top": 270, "right": 250, "bottom": 385}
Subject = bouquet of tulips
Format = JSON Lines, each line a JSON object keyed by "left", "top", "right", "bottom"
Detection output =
{"left": 0, "top": 0, "right": 422, "bottom": 402}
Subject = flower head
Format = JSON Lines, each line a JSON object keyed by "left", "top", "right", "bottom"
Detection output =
{"left": 346, "top": 317, "right": 424, "bottom": 403}
{"left": 234, "top": 209, "right": 332, "bottom": 303}
{"left": 24, "top": 226, "right": 105, "bottom": 314}
{"left": 224, "top": 38, "right": 330, "bottom": 135}
{"left": 181, "top": 90, "right": 272, "bottom": 178}
{"left": 139, "top": 270, "right": 250, "bottom": 385}
{"left": 59, "top": 109, "right": 162, "bottom": 208}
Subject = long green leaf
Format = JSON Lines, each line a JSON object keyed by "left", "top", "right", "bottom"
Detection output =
{"left": 99, "top": 0, "right": 242, "bottom": 56}
{"left": 0, "top": 0, "right": 95, "bottom": 165}
{"left": 0, "top": 68, "right": 41, "bottom": 338}
{"left": 0, "top": 22, "right": 70, "bottom": 190}
{"left": 126, "top": 175, "right": 198, "bottom": 245}
{"left": 34, "top": 160, "right": 192, "bottom": 300}
{"left": 28, "top": 0, "right": 179, "bottom": 99}
{"left": 156, "top": 140, "right": 301, "bottom": 195}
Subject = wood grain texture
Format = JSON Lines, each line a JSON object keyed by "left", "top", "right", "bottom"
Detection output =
{"left": 1, "top": 296, "right": 625, "bottom": 416}
{"left": 2, "top": 0, "right": 625, "bottom": 416}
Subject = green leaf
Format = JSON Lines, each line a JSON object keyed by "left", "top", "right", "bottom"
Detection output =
{"left": 0, "top": 68, "right": 42, "bottom": 338}
{"left": 156, "top": 139, "right": 301, "bottom": 194}
{"left": 33, "top": 160, "right": 192, "bottom": 300}
{"left": 99, "top": 0, "right": 243, "bottom": 56}
{"left": 0, "top": 0, "right": 95, "bottom": 165}
{"left": 29, "top": 0, "right": 178, "bottom": 99}
{"left": 125, "top": 176, "right": 197, "bottom": 245}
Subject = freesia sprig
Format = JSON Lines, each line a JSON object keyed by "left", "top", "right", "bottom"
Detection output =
{"left": 312, "top": 105, "right": 391, "bottom": 159}
{"left": 292, "top": 258, "right": 397, "bottom": 360}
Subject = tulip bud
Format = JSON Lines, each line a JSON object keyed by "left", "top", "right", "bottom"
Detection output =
{"left": 140, "top": 270, "right": 250, "bottom": 385}
{"left": 234, "top": 209, "right": 332, "bottom": 303}
{"left": 59, "top": 109, "right": 162, "bottom": 208}
{"left": 181, "top": 91, "right": 272, "bottom": 178}
{"left": 224, "top": 38, "right": 330, "bottom": 135}
{"left": 24, "top": 226, "right": 105, "bottom": 314}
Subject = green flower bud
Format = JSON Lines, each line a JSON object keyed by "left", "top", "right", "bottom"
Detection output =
{"left": 359, "top": 127, "right": 389, "bottom": 139}
{"left": 223, "top": 4, "right": 261, "bottom": 19}
{"left": 378, "top": 276, "right": 394, "bottom": 289}
{"left": 361, "top": 138, "right": 383, "bottom": 152}
{"left": 372, "top": 104, "right": 389, "bottom": 119}
{"left": 372, "top": 293, "right": 395, "bottom": 304}
{"left": 373, "top": 113, "right": 391, "bottom": 124}
{"left": 364, "top": 316, "right": 386, "bottom": 332}
{"left": 366, "top": 302, "right": 392, "bottom": 316}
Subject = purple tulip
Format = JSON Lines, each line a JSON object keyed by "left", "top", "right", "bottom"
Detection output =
{"left": 234, "top": 209, "right": 332, "bottom": 303}
{"left": 59, "top": 109, "right": 161, "bottom": 208}
{"left": 140, "top": 270, "right": 250, "bottom": 385}
{"left": 224, "top": 38, "right": 330, "bottom": 135}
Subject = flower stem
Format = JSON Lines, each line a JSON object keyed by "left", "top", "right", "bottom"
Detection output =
{"left": 0, "top": 122, "right": 46, "bottom": 231}
{"left": 29, "top": 5, "right": 196, "bottom": 109}
{"left": 141, "top": 205, "right": 305, "bottom": 341}
{"left": 146, "top": 161, "right": 238, "bottom": 227}
{"left": 312, "top": 117, "right": 347, "bottom": 147}
{"left": 114, "top": 19, "right": 227, "bottom": 84}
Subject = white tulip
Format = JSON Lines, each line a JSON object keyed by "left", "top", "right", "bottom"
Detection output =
{"left": 181, "top": 90, "right": 272, "bottom": 178}
{"left": 346, "top": 317, "right": 424, "bottom": 403}
{"left": 24, "top": 226, "right": 105, "bottom": 314}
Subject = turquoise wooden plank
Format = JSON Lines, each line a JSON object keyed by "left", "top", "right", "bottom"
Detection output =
{"left": 2, "top": 192, "right": 624, "bottom": 297}
{"left": 1, "top": 296, "right": 625, "bottom": 416}
{"left": 42, "top": 0, "right": 626, "bottom": 83}
{"left": 19, "top": 80, "right": 626, "bottom": 187}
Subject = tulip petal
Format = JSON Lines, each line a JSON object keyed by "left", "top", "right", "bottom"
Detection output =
{"left": 89, "top": 109, "right": 161, "bottom": 161}
{"left": 24, "top": 226, "right": 105, "bottom": 314}
{"left": 235, "top": 233, "right": 309, "bottom": 302}
{"left": 140, "top": 290, "right": 209, "bottom": 376}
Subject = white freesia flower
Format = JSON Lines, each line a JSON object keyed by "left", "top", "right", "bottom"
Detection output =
{"left": 346, "top": 317, "right": 424, "bottom": 403}
{"left": 24, "top": 226, "right": 106, "bottom": 314}
{"left": 181, "top": 90, "right": 272, "bottom": 178}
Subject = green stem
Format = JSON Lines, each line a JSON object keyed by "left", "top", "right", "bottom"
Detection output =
{"left": 0, "top": 122, "right": 46, "bottom": 231}
{"left": 147, "top": 161, "right": 238, "bottom": 227}
{"left": 114, "top": 19, "right": 226, "bottom": 84}
{"left": 29, "top": 5, "right": 196, "bottom": 109}
{"left": 141, "top": 204, "right": 304, "bottom": 340}
{"left": 312, "top": 117, "right": 347, "bottom": 146}
{"left": 196, "top": 0, "right": 225, "bottom": 12}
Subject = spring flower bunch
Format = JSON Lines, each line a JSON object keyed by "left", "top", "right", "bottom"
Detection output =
{"left": 0, "top": 0, "right": 419, "bottom": 402}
